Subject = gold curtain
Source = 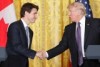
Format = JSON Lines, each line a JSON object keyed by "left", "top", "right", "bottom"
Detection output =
{"left": 13, "top": 0, "right": 100, "bottom": 67}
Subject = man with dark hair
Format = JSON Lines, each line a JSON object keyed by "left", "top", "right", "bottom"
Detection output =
{"left": 20, "top": 3, "right": 39, "bottom": 17}
{"left": 1, "top": 2, "right": 40, "bottom": 67}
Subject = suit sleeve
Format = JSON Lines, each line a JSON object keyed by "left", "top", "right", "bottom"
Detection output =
{"left": 47, "top": 26, "right": 69, "bottom": 60}
{"left": 7, "top": 23, "right": 36, "bottom": 59}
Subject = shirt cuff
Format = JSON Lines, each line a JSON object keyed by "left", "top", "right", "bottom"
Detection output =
{"left": 46, "top": 52, "right": 49, "bottom": 58}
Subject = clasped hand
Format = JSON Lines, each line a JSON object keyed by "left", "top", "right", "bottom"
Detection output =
{"left": 36, "top": 50, "right": 47, "bottom": 60}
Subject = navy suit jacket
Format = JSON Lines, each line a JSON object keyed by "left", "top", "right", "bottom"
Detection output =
{"left": 47, "top": 18, "right": 100, "bottom": 67}
{"left": 5, "top": 20, "right": 36, "bottom": 67}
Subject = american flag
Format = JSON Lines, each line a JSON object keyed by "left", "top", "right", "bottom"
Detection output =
{"left": 75, "top": 0, "right": 93, "bottom": 18}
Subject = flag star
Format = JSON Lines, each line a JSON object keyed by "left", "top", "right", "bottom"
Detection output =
{"left": 85, "top": 1, "right": 87, "bottom": 4}
{"left": 88, "top": 14, "right": 91, "bottom": 17}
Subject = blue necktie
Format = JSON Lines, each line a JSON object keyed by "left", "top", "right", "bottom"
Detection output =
{"left": 76, "top": 22, "right": 83, "bottom": 66}
{"left": 25, "top": 26, "right": 30, "bottom": 47}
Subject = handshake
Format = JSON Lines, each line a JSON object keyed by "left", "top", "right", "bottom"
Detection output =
{"left": 36, "top": 50, "right": 48, "bottom": 60}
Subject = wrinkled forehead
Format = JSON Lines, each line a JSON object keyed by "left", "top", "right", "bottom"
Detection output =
{"left": 68, "top": 7, "right": 79, "bottom": 13}
{"left": 68, "top": 5, "right": 80, "bottom": 11}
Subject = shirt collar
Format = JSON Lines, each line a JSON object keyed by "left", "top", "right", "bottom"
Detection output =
{"left": 79, "top": 16, "right": 85, "bottom": 25}
{"left": 21, "top": 18, "right": 28, "bottom": 28}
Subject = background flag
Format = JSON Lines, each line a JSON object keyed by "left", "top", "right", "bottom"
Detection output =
{"left": 75, "top": 0, "right": 93, "bottom": 18}
{"left": 0, "top": 0, "right": 16, "bottom": 47}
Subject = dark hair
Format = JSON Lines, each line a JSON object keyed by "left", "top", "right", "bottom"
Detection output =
{"left": 20, "top": 2, "right": 39, "bottom": 17}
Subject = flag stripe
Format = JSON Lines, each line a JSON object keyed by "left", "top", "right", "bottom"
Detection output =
{"left": 0, "top": 0, "right": 16, "bottom": 47}
{"left": 3, "top": 3, "right": 17, "bottom": 24}
{"left": 0, "top": 0, "right": 13, "bottom": 10}
{"left": 0, "top": 19, "right": 8, "bottom": 47}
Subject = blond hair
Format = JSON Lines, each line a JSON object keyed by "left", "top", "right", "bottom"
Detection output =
{"left": 68, "top": 2, "right": 86, "bottom": 15}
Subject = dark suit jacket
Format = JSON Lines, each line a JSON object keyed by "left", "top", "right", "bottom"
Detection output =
{"left": 47, "top": 18, "right": 100, "bottom": 67}
{"left": 4, "top": 20, "right": 36, "bottom": 67}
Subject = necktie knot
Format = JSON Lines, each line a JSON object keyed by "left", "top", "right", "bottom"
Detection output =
{"left": 26, "top": 26, "right": 29, "bottom": 31}
{"left": 77, "top": 22, "right": 81, "bottom": 29}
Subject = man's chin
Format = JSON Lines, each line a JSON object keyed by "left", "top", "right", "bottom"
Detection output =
{"left": 31, "top": 20, "right": 35, "bottom": 23}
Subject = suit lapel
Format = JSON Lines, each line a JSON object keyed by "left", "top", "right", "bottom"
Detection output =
{"left": 84, "top": 18, "right": 92, "bottom": 49}
{"left": 18, "top": 20, "right": 28, "bottom": 45}
{"left": 71, "top": 22, "right": 78, "bottom": 49}
{"left": 29, "top": 28, "right": 33, "bottom": 48}
{"left": 20, "top": 20, "right": 27, "bottom": 39}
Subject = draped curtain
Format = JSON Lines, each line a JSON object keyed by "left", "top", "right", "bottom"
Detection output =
{"left": 13, "top": 0, "right": 100, "bottom": 67}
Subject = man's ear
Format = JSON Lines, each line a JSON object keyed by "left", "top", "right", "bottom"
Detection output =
{"left": 25, "top": 11, "right": 29, "bottom": 16}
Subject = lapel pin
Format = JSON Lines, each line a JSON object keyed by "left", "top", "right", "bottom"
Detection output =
{"left": 87, "top": 24, "right": 90, "bottom": 25}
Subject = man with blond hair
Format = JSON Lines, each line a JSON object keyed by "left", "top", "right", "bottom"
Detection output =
{"left": 38, "top": 2, "right": 100, "bottom": 67}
